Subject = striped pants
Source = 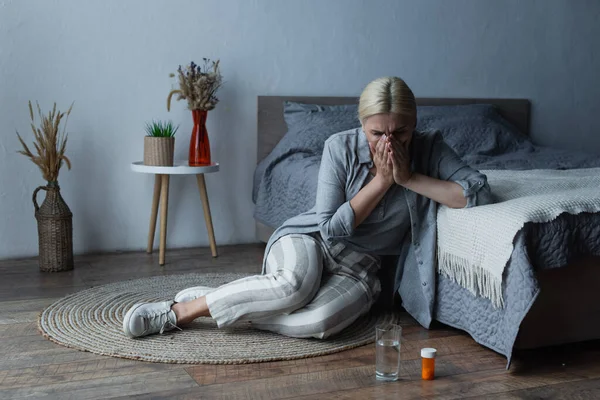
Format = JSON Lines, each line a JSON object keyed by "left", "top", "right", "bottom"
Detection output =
{"left": 204, "top": 233, "right": 381, "bottom": 339}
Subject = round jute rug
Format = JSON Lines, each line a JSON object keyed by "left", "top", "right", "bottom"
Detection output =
{"left": 38, "top": 273, "right": 400, "bottom": 364}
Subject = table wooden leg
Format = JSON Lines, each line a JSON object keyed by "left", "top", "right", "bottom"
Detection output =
{"left": 147, "top": 174, "right": 161, "bottom": 254}
{"left": 196, "top": 174, "right": 218, "bottom": 257}
{"left": 159, "top": 174, "right": 170, "bottom": 266}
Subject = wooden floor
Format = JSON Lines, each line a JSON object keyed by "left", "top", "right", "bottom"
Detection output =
{"left": 1, "top": 244, "right": 599, "bottom": 399}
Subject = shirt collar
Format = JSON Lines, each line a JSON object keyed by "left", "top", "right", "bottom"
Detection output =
{"left": 358, "top": 129, "right": 373, "bottom": 166}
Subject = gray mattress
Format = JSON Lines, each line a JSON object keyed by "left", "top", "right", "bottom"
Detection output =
{"left": 252, "top": 103, "right": 600, "bottom": 363}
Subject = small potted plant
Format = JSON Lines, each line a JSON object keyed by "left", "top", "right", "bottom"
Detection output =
{"left": 143, "top": 120, "right": 178, "bottom": 166}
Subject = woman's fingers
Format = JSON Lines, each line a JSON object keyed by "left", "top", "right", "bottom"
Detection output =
{"left": 391, "top": 137, "right": 410, "bottom": 163}
{"left": 382, "top": 142, "right": 389, "bottom": 163}
{"left": 379, "top": 138, "right": 389, "bottom": 166}
{"left": 389, "top": 135, "right": 406, "bottom": 150}
{"left": 389, "top": 143, "right": 404, "bottom": 165}
{"left": 389, "top": 136, "right": 404, "bottom": 156}
{"left": 387, "top": 142, "right": 396, "bottom": 164}
{"left": 378, "top": 136, "right": 386, "bottom": 155}
{"left": 388, "top": 139, "right": 402, "bottom": 161}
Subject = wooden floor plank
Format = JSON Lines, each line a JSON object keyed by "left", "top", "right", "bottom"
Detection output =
{"left": 0, "top": 321, "right": 39, "bottom": 338}
{"left": 0, "top": 286, "right": 91, "bottom": 302}
{"left": 0, "top": 298, "right": 58, "bottom": 325}
{"left": 0, "top": 334, "right": 102, "bottom": 370}
{"left": 0, "top": 358, "right": 181, "bottom": 390}
{"left": 184, "top": 345, "right": 377, "bottom": 386}
{"left": 475, "top": 377, "right": 600, "bottom": 399}
{"left": 291, "top": 369, "right": 585, "bottom": 400}
{"left": 0, "top": 369, "right": 199, "bottom": 400}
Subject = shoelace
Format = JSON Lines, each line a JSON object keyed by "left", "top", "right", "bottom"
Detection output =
{"left": 159, "top": 319, "right": 182, "bottom": 335}
{"left": 145, "top": 309, "right": 183, "bottom": 335}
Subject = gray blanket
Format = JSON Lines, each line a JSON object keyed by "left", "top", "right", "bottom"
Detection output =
{"left": 252, "top": 103, "right": 600, "bottom": 363}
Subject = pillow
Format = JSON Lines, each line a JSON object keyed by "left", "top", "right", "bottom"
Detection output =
{"left": 418, "top": 103, "right": 499, "bottom": 119}
{"left": 416, "top": 105, "right": 533, "bottom": 156}
{"left": 279, "top": 107, "right": 360, "bottom": 157}
{"left": 253, "top": 107, "right": 359, "bottom": 203}
{"left": 283, "top": 101, "right": 358, "bottom": 129}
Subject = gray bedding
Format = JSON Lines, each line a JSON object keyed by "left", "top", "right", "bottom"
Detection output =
{"left": 252, "top": 102, "right": 600, "bottom": 363}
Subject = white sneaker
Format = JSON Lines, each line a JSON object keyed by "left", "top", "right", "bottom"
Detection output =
{"left": 122, "top": 300, "right": 181, "bottom": 338}
{"left": 174, "top": 286, "right": 215, "bottom": 303}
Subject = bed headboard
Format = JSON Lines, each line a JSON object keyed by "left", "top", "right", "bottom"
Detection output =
{"left": 257, "top": 96, "right": 531, "bottom": 163}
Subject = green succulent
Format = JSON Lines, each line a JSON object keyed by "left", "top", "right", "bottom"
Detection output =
{"left": 145, "top": 120, "right": 179, "bottom": 137}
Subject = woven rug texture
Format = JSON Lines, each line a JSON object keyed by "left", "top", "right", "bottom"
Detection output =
{"left": 38, "top": 272, "right": 400, "bottom": 364}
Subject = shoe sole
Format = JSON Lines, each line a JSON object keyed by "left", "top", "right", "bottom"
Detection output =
{"left": 122, "top": 303, "right": 145, "bottom": 338}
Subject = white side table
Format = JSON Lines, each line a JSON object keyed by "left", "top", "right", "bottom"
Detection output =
{"left": 131, "top": 161, "right": 219, "bottom": 265}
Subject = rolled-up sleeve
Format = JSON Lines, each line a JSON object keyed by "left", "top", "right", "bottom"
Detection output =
{"left": 433, "top": 133, "right": 494, "bottom": 208}
{"left": 316, "top": 139, "right": 355, "bottom": 239}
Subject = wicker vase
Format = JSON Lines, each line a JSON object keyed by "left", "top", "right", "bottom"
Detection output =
{"left": 144, "top": 137, "right": 175, "bottom": 166}
{"left": 33, "top": 182, "right": 74, "bottom": 272}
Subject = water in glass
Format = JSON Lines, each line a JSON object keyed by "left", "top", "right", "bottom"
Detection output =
{"left": 375, "top": 325, "right": 401, "bottom": 381}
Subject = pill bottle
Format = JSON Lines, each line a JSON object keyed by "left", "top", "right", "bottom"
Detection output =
{"left": 421, "top": 348, "right": 437, "bottom": 380}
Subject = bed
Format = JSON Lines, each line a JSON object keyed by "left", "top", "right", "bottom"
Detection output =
{"left": 252, "top": 95, "right": 600, "bottom": 364}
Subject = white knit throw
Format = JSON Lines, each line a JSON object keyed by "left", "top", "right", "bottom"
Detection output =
{"left": 437, "top": 168, "right": 600, "bottom": 308}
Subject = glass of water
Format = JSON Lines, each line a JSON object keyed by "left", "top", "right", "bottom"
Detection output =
{"left": 375, "top": 324, "right": 402, "bottom": 381}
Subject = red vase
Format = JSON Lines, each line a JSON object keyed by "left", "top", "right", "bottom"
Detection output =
{"left": 189, "top": 109, "right": 211, "bottom": 166}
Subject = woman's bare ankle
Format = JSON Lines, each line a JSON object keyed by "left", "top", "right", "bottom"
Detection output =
{"left": 172, "top": 302, "right": 193, "bottom": 325}
{"left": 171, "top": 297, "right": 211, "bottom": 325}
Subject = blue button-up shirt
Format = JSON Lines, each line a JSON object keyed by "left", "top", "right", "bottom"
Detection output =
{"left": 263, "top": 128, "right": 493, "bottom": 328}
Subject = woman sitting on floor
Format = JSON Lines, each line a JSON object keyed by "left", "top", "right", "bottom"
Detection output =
{"left": 122, "top": 76, "right": 493, "bottom": 339}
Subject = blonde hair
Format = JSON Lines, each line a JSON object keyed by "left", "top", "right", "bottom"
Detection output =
{"left": 358, "top": 77, "right": 416, "bottom": 123}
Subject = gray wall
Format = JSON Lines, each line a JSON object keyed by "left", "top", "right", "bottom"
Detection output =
{"left": 1, "top": 0, "right": 599, "bottom": 259}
